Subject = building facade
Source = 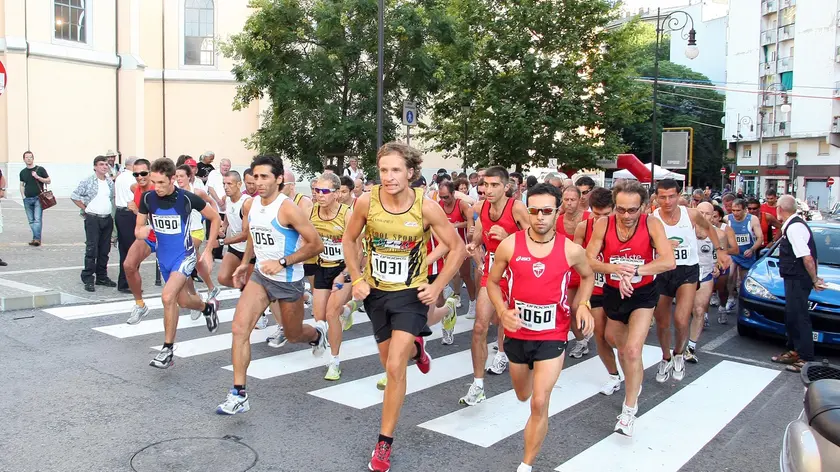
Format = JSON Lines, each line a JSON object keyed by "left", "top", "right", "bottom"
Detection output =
{"left": 725, "top": 0, "right": 840, "bottom": 211}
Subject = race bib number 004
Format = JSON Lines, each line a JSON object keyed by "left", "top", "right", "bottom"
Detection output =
{"left": 321, "top": 239, "right": 344, "bottom": 262}
{"left": 514, "top": 301, "right": 556, "bottom": 332}
{"left": 372, "top": 253, "right": 409, "bottom": 283}
{"left": 151, "top": 214, "right": 182, "bottom": 235}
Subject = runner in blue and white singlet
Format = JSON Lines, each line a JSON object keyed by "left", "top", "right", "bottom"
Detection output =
{"left": 248, "top": 193, "right": 305, "bottom": 283}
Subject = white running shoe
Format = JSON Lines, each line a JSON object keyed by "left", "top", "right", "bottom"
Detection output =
{"left": 324, "top": 360, "right": 341, "bottom": 381}
{"left": 454, "top": 295, "right": 462, "bottom": 308}
{"left": 311, "top": 321, "right": 329, "bottom": 356}
{"left": 303, "top": 291, "right": 312, "bottom": 309}
{"left": 441, "top": 298, "right": 458, "bottom": 345}
{"left": 599, "top": 374, "right": 622, "bottom": 396}
{"left": 149, "top": 346, "right": 174, "bottom": 369}
{"left": 216, "top": 389, "right": 250, "bottom": 415}
{"left": 266, "top": 326, "right": 287, "bottom": 348}
{"left": 487, "top": 351, "right": 509, "bottom": 375}
{"left": 672, "top": 353, "right": 686, "bottom": 381}
{"left": 207, "top": 286, "right": 221, "bottom": 302}
{"left": 442, "top": 284, "right": 455, "bottom": 300}
{"left": 655, "top": 358, "right": 674, "bottom": 383}
{"left": 127, "top": 304, "right": 149, "bottom": 325}
{"left": 255, "top": 313, "right": 269, "bottom": 330}
{"left": 467, "top": 300, "right": 476, "bottom": 318}
{"left": 190, "top": 309, "right": 202, "bottom": 321}
{"left": 614, "top": 403, "right": 638, "bottom": 437}
{"left": 459, "top": 383, "right": 486, "bottom": 406}
{"left": 724, "top": 297, "right": 736, "bottom": 313}
{"left": 704, "top": 312, "right": 710, "bottom": 328}
{"left": 710, "top": 292, "right": 720, "bottom": 307}
{"left": 569, "top": 338, "right": 590, "bottom": 359}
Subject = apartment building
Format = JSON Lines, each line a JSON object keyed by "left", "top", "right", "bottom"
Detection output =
{"left": 725, "top": 0, "right": 840, "bottom": 210}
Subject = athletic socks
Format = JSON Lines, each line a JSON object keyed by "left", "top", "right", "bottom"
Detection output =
{"left": 609, "top": 371, "right": 620, "bottom": 377}
{"left": 163, "top": 342, "right": 174, "bottom": 349}
{"left": 474, "top": 377, "right": 484, "bottom": 389}
{"left": 517, "top": 463, "right": 532, "bottom": 472}
{"left": 688, "top": 340, "right": 697, "bottom": 351}
{"left": 233, "top": 385, "right": 246, "bottom": 397}
{"left": 378, "top": 434, "right": 393, "bottom": 446}
{"left": 136, "top": 299, "right": 145, "bottom": 308}
{"left": 331, "top": 355, "right": 340, "bottom": 365}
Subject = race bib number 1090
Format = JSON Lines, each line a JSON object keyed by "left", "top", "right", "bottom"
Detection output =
{"left": 151, "top": 214, "right": 182, "bottom": 235}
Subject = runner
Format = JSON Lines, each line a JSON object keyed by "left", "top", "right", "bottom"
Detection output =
{"left": 573, "top": 187, "right": 622, "bottom": 394}
{"left": 464, "top": 166, "right": 531, "bottom": 402}
{"left": 651, "top": 179, "right": 730, "bottom": 382}
{"left": 747, "top": 197, "right": 781, "bottom": 249}
{"left": 585, "top": 180, "right": 675, "bottom": 436}
{"left": 217, "top": 170, "right": 254, "bottom": 291}
{"left": 124, "top": 159, "right": 157, "bottom": 324}
{"left": 338, "top": 175, "right": 356, "bottom": 205}
{"left": 558, "top": 186, "right": 592, "bottom": 359}
{"left": 139, "top": 158, "right": 221, "bottom": 368}
{"left": 575, "top": 176, "right": 596, "bottom": 211}
{"left": 438, "top": 180, "right": 476, "bottom": 316}
{"left": 242, "top": 168, "right": 258, "bottom": 197}
{"left": 309, "top": 172, "right": 356, "bottom": 381}
{"left": 216, "top": 154, "right": 326, "bottom": 415}
{"left": 342, "top": 142, "right": 466, "bottom": 472}
{"left": 686, "top": 202, "right": 738, "bottom": 363}
{"left": 724, "top": 198, "right": 764, "bottom": 323}
{"left": 487, "top": 183, "right": 594, "bottom": 472}
{"left": 175, "top": 165, "right": 221, "bottom": 304}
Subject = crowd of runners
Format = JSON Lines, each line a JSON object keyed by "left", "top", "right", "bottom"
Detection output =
{"left": 119, "top": 142, "right": 791, "bottom": 472}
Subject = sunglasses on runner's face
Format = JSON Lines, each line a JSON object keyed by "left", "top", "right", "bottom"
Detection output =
{"left": 580, "top": 188, "right": 592, "bottom": 196}
{"left": 133, "top": 171, "right": 149, "bottom": 177}
{"left": 615, "top": 206, "right": 641, "bottom": 215}
{"left": 526, "top": 207, "right": 559, "bottom": 216}
{"left": 312, "top": 187, "right": 334, "bottom": 194}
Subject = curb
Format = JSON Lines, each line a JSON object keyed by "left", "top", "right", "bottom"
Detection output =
{"left": 0, "top": 291, "right": 63, "bottom": 311}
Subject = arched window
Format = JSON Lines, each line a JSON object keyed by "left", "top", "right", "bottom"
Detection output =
{"left": 54, "top": 0, "right": 88, "bottom": 43}
{"left": 184, "top": 0, "right": 215, "bottom": 66}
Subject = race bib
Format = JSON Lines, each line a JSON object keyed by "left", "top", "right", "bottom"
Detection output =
{"left": 321, "top": 238, "right": 344, "bottom": 262}
{"left": 609, "top": 255, "right": 643, "bottom": 283}
{"left": 594, "top": 272, "right": 605, "bottom": 288}
{"left": 251, "top": 228, "right": 276, "bottom": 247}
{"left": 514, "top": 301, "right": 557, "bottom": 332}
{"left": 151, "top": 214, "right": 181, "bottom": 235}
{"left": 735, "top": 233, "right": 751, "bottom": 246}
{"left": 371, "top": 252, "right": 409, "bottom": 283}
{"left": 674, "top": 245, "right": 690, "bottom": 262}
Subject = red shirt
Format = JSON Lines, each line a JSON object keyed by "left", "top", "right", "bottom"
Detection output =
{"left": 602, "top": 215, "right": 655, "bottom": 289}
{"left": 480, "top": 198, "right": 519, "bottom": 269}
{"left": 504, "top": 231, "right": 572, "bottom": 341}
{"left": 441, "top": 199, "right": 468, "bottom": 244}
{"left": 583, "top": 218, "right": 604, "bottom": 296}
{"left": 558, "top": 211, "right": 591, "bottom": 288}
{"left": 427, "top": 233, "right": 444, "bottom": 276}
{"left": 134, "top": 185, "right": 156, "bottom": 243}
{"left": 761, "top": 203, "right": 777, "bottom": 219}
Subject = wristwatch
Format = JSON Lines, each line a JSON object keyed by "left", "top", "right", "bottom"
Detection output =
{"left": 633, "top": 266, "right": 640, "bottom": 277}
{"left": 279, "top": 257, "right": 287, "bottom": 267}
{"left": 716, "top": 246, "right": 725, "bottom": 251}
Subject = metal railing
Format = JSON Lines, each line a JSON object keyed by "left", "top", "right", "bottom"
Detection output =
{"left": 761, "top": 0, "right": 777, "bottom": 15}
{"left": 765, "top": 153, "right": 781, "bottom": 166}
{"left": 762, "top": 123, "right": 776, "bottom": 137}
{"left": 776, "top": 122, "right": 790, "bottom": 137}
{"left": 778, "top": 56, "right": 794, "bottom": 73}
{"left": 760, "top": 61, "right": 777, "bottom": 77}
{"left": 779, "top": 24, "right": 795, "bottom": 41}
{"left": 761, "top": 29, "right": 778, "bottom": 46}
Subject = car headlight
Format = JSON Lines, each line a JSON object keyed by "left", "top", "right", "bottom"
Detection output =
{"left": 744, "top": 276, "right": 778, "bottom": 301}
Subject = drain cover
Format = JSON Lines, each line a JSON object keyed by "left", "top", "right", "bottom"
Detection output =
{"left": 130, "top": 437, "right": 257, "bottom": 472}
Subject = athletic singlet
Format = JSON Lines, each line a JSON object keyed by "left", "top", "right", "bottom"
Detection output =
{"left": 697, "top": 234, "right": 716, "bottom": 281}
{"left": 294, "top": 193, "right": 318, "bottom": 266}
{"left": 602, "top": 214, "right": 656, "bottom": 289}
{"left": 504, "top": 231, "right": 572, "bottom": 341}
{"left": 728, "top": 213, "right": 757, "bottom": 268}
{"left": 143, "top": 189, "right": 194, "bottom": 258}
{"left": 184, "top": 184, "right": 204, "bottom": 232}
{"left": 584, "top": 218, "right": 605, "bottom": 296}
{"left": 225, "top": 195, "right": 250, "bottom": 252}
{"left": 653, "top": 206, "right": 699, "bottom": 266}
{"left": 441, "top": 198, "right": 468, "bottom": 244}
{"left": 134, "top": 185, "right": 156, "bottom": 243}
{"left": 248, "top": 194, "right": 304, "bottom": 282}
{"left": 558, "top": 211, "right": 591, "bottom": 288}
{"left": 759, "top": 212, "right": 770, "bottom": 248}
{"left": 364, "top": 185, "right": 427, "bottom": 291}
{"left": 311, "top": 202, "right": 350, "bottom": 268}
{"left": 427, "top": 232, "right": 444, "bottom": 276}
{"left": 480, "top": 198, "right": 519, "bottom": 272}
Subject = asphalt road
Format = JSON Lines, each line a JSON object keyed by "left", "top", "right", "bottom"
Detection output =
{"left": 2, "top": 285, "right": 838, "bottom": 472}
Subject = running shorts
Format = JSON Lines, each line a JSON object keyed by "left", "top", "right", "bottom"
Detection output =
{"left": 656, "top": 264, "right": 700, "bottom": 298}
{"left": 591, "top": 293, "right": 604, "bottom": 309}
{"left": 603, "top": 283, "right": 659, "bottom": 324}
{"left": 314, "top": 264, "right": 346, "bottom": 290}
{"left": 190, "top": 228, "right": 206, "bottom": 242}
{"left": 228, "top": 246, "right": 256, "bottom": 265}
{"left": 504, "top": 338, "right": 567, "bottom": 370}
{"left": 364, "top": 288, "right": 428, "bottom": 343}
{"left": 158, "top": 251, "right": 197, "bottom": 283}
{"left": 304, "top": 263, "right": 318, "bottom": 277}
{"left": 250, "top": 270, "right": 305, "bottom": 303}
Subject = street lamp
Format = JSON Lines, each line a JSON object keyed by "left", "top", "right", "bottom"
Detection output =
{"left": 650, "top": 8, "right": 698, "bottom": 188}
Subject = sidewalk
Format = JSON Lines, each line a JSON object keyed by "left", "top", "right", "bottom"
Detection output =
{"left": 0, "top": 198, "right": 215, "bottom": 311}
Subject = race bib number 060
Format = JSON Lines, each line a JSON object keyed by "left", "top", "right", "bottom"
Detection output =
{"left": 514, "top": 301, "right": 556, "bottom": 332}
{"left": 372, "top": 253, "right": 409, "bottom": 283}
{"left": 151, "top": 214, "right": 182, "bottom": 235}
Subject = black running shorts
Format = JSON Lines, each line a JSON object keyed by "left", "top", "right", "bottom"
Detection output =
{"left": 304, "top": 263, "right": 318, "bottom": 277}
{"left": 504, "top": 338, "right": 567, "bottom": 370}
{"left": 655, "top": 264, "right": 700, "bottom": 298}
{"left": 314, "top": 264, "right": 346, "bottom": 290}
{"left": 603, "top": 283, "right": 659, "bottom": 324}
{"left": 364, "top": 288, "right": 428, "bottom": 343}
{"left": 228, "top": 246, "right": 256, "bottom": 265}
{"left": 591, "top": 293, "right": 604, "bottom": 309}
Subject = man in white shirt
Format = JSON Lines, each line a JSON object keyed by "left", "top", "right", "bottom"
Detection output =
{"left": 114, "top": 157, "right": 138, "bottom": 292}
{"left": 70, "top": 155, "right": 117, "bottom": 292}
{"left": 343, "top": 157, "right": 364, "bottom": 181}
{"left": 206, "top": 158, "right": 231, "bottom": 213}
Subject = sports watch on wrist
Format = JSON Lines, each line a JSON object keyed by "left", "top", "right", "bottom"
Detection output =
{"left": 279, "top": 258, "right": 287, "bottom": 267}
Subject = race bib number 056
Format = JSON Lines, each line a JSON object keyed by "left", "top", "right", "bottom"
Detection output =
{"left": 151, "top": 214, "right": 182, "bottom": 235}
{"left": 514, "top": 301, "right": 556, "bottom": 332}
{"left": 252, "top": 229, "right": 275, "bottom": 247}
{"left": 372, "top": 253, "right": 409, "bottom": 283}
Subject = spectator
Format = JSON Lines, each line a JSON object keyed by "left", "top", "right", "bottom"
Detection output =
{"left": 196, "top": 151, "right": 215, "bottom": 184}
{"left": 114, "top": 157, "right": 139, "bottom": 292}
{"left": 353, "top": 177, "right": 364, "bottom": 198}
{"left": 773, "top": 195, "right": 826, "bottom": 373}
{"left": 344, "top": 157, "right": 365, "bottom": 181}
{"left": 468, "top": 172, "right": 479, "bottom": 190}
{"left": 19, "top": 151, "right": 50, "bottom": 246}
{"left": 206, "top": 158, "right": 231, "bottom": 212}
{"left": 70, "top": 155, "right": 117, "bottom": 292}
{"left": 105, "top": 150, "right": 120, "bottom": 179}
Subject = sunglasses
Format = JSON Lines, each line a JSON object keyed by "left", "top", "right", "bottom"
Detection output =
{"left": 133, "top": 171, "right": 149, "bottom": 177}
{"left": 477, "top": 192, "right": 485, "bottom": 196}
{"left": 580, "top": 189, "right": 592, "bottom": 196}
{"left": 615, "top": 206, "right": 641, "bottom": 215}
{"left": 748, "top": 207, "right": 761, "bottom": 211}
{"left": 312, "top": 187, "right": 334, "bottom": 194}
{"left": 526, "top": 207, "right": 559, "bottom": 216}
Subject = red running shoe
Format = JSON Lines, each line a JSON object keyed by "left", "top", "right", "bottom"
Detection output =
{"left": 414, "top": 336, "right": 432, "bottom": 374}
{"left": 368, "top": 440, "right": 391, "bottom": 472}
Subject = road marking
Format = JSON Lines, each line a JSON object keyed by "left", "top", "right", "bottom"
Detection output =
{"left": 555, "top": 360, "right": 780, "bottom": 472}
{"left": 701, "top": 350, "right": 779, "bottom": 369}
{"left": 0, "top": 260, "right": 156, "bottom": 275}
{"left": 701, "top": 326, "right": 738, "bottom": 351}
{"left": 0, "top": 277, "right": 50, "bottom": 293}
{"left": 308, "top": 344, "right": 494, "bottom": 409}
{"left": 226, "top": 315, "right": 475, "bottom": 380}
{"left": 418, "top": 344, "right": 661, "bottom": 448}
{"left": 153, "top": 313, "right": 371, "bottom": 357}
{"left": 94, "top": 309, "right": 236, "bottom": 338}
{"left": 46, "top": 289, "right": 239, "bottom": 320}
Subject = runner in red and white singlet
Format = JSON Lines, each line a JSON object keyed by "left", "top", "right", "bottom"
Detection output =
{"left": 557, "top": 186, "right": 592, "bottom": 360}
{"left": 463, "top": 166, "right": 531, "bottom": 405}
{"left": 573, "top": 187, "right": 623, "bottom": 396}
{"left": 585, "top": 180, "right": 675, "bottom": 438}
{"left": 425, "top": 229, "right": 459, "bottom": 345}
{"left": 487, "top": 183, "right": 594, "bottom": 472}
{"left": 438, "top": 181, "right": 477, "bottom": 316}
{"left": 124, "top": 158, "right": 158, "bottom": 325}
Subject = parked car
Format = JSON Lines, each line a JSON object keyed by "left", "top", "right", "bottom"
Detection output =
{"left": 737, "top": 221, "right": 840, "bottom": 345}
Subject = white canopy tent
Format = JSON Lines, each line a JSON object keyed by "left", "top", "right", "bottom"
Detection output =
{"left": 613, "top": 165, "right": 685, "bottom": 182}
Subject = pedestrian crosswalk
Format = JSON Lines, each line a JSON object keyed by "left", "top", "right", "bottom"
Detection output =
{"left": 45, "top": 292, "right": 784, "bottom": 471}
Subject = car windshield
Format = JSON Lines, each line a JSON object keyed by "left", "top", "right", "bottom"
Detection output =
{"left": 771, "top": 225, "right": 840, "bottom": 266}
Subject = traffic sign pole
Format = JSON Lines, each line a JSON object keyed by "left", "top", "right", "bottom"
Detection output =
{"left": 403, "top": 101, "right": 417, "bottom": 146}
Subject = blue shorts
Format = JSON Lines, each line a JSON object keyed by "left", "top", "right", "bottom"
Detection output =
{"left": 145, "top": 239, "right": 157, "bottom": 253}
{"left": 700, "top": 272, "right": 714, "bottom": 284}
{"left": 158, "top": 251, "right": 197, "bottom": 283}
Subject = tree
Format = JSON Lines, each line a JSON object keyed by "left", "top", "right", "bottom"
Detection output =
{"left": 423, "top": 0, "right": 649, "bottom": 171}
{"left": 221, "top": 0, "right": 456, "bottom": 175}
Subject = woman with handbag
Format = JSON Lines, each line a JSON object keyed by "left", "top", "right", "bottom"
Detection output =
{"left": 19, "top": 151, "right": 51, "bottom": 246}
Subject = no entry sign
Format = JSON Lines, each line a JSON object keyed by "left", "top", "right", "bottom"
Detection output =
{"left": 0, "top": 60, "right": 6, "bottom": 96}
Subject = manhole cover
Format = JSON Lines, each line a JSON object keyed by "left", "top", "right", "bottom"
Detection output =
{"left": 130, "top": 436, "right": 257, "bottom": 472}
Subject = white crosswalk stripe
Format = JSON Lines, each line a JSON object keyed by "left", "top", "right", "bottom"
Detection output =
{"left": 45, "top": 289, "right": 240, "bottom": 320}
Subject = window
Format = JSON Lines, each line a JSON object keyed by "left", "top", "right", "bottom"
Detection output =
{"left": 184, "top": 0, "right": 215, "bottom": 66}
{"left": 54, "top": 0, "right": 87, "bottom": 43}
{"left": 819, "top": 140, "right": 830, "bottom": 155}
{"left": 788, "top": 142, "right": 797, "bottom": 153}
{"left": 744, "top": 145, "right": 752, "bottom": 158}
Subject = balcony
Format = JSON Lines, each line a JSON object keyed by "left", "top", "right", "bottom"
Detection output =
{"left": 761, "top": 29, "right": 777, "bottom": 46}
{"left": 778, "top": 56, "right": 794, "bottom": 73}
{"left": 836, "top": 46, "right": 840, "bottom": 63}
{"left": 762, "top": 93, "right": 778, "bottom": 107}
{"left": 835, "top": 81, "right": 840, "bottom": 98}
{"left": 766, "top": 153, "right": 781, "bottom": 166}
{"left": 779, "top": 24, "right": 795, "bottom": 41}
{"left": 760, "top": 61, "right": 777, "bottom": 77}
{"left": 762, "top": 123, "right": 776, "bottom": 137}
{"left": 776, "top": 122, "right": 790, "bottom": 137}
{"left": 780, "top": 0, "right": 796, "bottom": 8}
{"left": 762, "top": 0, "right": 777, "bottom": 15}
{"left": 832, "top": 116, "right": 840, "bottom": 133}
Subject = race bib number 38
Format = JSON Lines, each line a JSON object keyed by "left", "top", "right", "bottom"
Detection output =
{"left": 151, "top": 214, "right": 182, "bottom": 235}
{"left": 372, "top": 253, "right": 409, "bottom": 283}
{"left": 514, "top": 301, "right": 556, "bottom": 332}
